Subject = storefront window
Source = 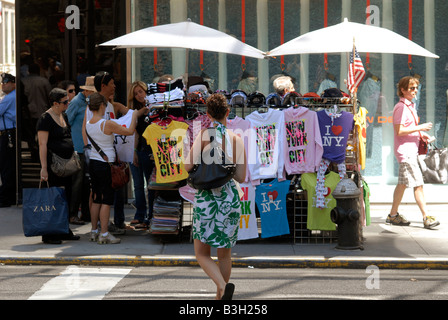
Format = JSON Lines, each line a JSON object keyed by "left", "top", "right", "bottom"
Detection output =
{"left": 130, "top": 0, "right": 448, "bottom": 186}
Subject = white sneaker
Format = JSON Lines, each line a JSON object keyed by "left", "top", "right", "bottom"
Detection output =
{"left": 90, "top": 231, "right": 99, "bottom": 242}
{"left": 423, "top": 216, "right": 440, "bottom": 229}
{"left": 98, "top": 232, "right": 121, "bottom": 244}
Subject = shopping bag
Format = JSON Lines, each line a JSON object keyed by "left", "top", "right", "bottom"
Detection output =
{"left": 418, "top": 145, "right": 448, "bottom": 184}
{"left": 22, "top": 182, "right": 70, "bottom": 237}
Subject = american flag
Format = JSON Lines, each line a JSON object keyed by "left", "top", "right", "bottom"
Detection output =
{"left": 347, "top": 47, "right": 366, "bottom": 94}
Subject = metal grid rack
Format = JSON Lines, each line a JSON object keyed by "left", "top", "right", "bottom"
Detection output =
{"left": 163, "top": 97, "right": 360, "bottom": 243}
{"left": 287, "top": 188, "right": 338, "bottom": 244}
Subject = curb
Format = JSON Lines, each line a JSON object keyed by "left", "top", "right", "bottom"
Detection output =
{"left": 2, "top": 256, "right": 448, "bottom": 269}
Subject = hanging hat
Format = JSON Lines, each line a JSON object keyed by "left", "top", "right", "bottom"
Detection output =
{"left": 247, "top": 91, "right": 266, "bottom": 106}
{"left": 321, "top": 87, "right": 343, "bottom": 98}
{"left": 266, "top": 93, "right": 281, "bottom": 107}
{"left": 229, "top": 90, "right": 247, "bottom": 107}
{"left": 80, "top": 76, "right": 96, "bottom": 92}
{"left": 282, "top": 91, "right": 302, "bottom": 107}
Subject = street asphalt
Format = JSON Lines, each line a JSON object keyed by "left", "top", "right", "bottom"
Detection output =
{"left": 1, "top": 202, "right": 447, "bottom": 269}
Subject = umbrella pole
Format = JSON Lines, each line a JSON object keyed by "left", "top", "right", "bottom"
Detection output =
{"left": 184, "top": 48, "right": 189, "bottom": 90}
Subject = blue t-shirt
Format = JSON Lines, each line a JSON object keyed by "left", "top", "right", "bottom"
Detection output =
{"left": 255, "top": 179, "right": 290, "bottom": 238}
{"left": 317, "top": 110, "right": 354, "bottom": 163}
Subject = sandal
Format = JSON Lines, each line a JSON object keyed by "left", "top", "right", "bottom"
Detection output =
{"left": 134, "top": 222, "right": 148, "bottom": 230}
{"left": 130, "top": 219, "right": 141, "bottom": 225}
{"left": 70, "top": 216, "right": 85, "bottom": 225}
{"left": 221, "top": 283, "right": 235, "bottom": 300}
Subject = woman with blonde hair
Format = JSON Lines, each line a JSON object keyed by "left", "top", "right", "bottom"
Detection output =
{"left": 127, "top": 81, "right": 153, "bottom": 228}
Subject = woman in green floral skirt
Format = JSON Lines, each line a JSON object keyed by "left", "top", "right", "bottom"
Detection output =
{"left": 185, "top": 93, "right": 247, "bottom": 300}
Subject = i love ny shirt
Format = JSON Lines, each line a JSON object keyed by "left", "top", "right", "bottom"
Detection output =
{"left": 317, "top": 110, "right": 354, "bottom": 164}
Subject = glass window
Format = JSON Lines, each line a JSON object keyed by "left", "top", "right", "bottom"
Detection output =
{"left": 130, "top": 0, "right": 447, "bottom": 183}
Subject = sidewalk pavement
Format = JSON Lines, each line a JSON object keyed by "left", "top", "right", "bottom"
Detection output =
{"left": 1, "top": 203, "right": 447, "bottom": 269}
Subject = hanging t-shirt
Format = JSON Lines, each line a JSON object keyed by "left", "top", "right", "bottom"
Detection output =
{"left": 246, "top": 108, "right": 285, "bottom": 180}
{"left": 185, "top": 113, "right": 211, "bottom": 148}
{"left": 111, "top": 109, "right": 135, "bottom": 163}
{"left": 301, "top": 172, "right": 339, "bottom": 231}
{"left": 227, "top": 116, "right": 251, "bottom": 182}
{"left": 317, "top": 109, "right": 354, "bottom": 164}
{"left": 237, "top": 182, "right": 258, "bottom": 240}
{"left": 283, "top": 106, "right": 323, "bottom": 174}
{"left": 255, "top": 179, "right": 290, "bottom": 238}
{"left": 142, "top": 120, "right": 189, "bottom": 183}
{"left": 362, "top": 179, "right": 371, "bottom": 226}
{"left": 354, "top": 107, "right": 368, "bottom": 170}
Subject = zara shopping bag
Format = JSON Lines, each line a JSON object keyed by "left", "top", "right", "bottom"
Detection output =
{"left": 22, "top": 182, "right": 70, "bottom": 237}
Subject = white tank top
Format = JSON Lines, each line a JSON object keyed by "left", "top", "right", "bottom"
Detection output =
{"left": 86, "top": 119, "right": 115, "bottom": 162}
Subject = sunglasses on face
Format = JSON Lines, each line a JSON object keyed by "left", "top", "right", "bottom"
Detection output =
{"left": 59, "top": 100, "right": 69, "bottom": 105}
{"left": 408, "top": 86, "right": 418, "bottom": 91}
{"left": 68, "top": 89, "right": 75, "bottom": 94}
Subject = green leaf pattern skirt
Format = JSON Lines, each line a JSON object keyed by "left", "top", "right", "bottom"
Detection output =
{"left": 192, "top": 180, "right": 242, "bottom": 248}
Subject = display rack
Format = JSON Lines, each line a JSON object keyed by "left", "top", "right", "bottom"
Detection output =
{"left": 147, "top": 95, "right": 362, "bottom": 244}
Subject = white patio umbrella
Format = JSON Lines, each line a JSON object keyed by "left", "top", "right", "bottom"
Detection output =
{"left": 267, "top": 18, "right": 439, "bottom": 58}
{"left": 100, "top": 20, "right": 266, "bottom": 60}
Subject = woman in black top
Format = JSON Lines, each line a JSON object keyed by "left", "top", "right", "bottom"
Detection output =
{"left": 36, "top": 88, "right": 80, "bottom": 244}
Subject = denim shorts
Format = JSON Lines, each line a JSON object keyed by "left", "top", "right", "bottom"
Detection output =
{"left": 89, "top": 159, "right": 114, "bottom": 205}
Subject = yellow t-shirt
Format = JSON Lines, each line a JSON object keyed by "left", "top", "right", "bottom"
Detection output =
{"left": 354, "top": 107, "right": 368, "bottom": 170}
{"left": 142, "top": 120, "right": 189, "bottom": 183}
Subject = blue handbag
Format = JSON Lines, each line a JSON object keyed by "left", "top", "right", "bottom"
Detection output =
{"left": 22, "top": 182, "right": 70, "bottom": 237}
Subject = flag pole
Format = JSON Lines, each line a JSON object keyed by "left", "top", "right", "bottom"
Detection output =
{"left": 352, "top": 37, "right": 358, "bottom": 112}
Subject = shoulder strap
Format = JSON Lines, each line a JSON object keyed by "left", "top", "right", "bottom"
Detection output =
{"left": 86, "top": 130, "right": 109, "bottom": 162}
{"left": 405, "top": 104, "right": 423, "bottom": 139}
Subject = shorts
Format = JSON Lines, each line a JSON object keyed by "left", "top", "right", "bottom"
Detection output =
{"left": 89, "top": 159, "right": 115, "bottom": 205}
{"left": 398, "top": 158, "right": 424, "bottom": 188}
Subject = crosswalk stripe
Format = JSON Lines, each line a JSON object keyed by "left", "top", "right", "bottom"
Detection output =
{"left": 28, "top": 266, "right": 132, "bottom": 300}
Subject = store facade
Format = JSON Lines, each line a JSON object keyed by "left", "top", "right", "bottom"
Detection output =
{"left": 0, "top": 0, "right": 15, "bottom": 76}
{"left": 128, "top": 0, "right": 448, "bottom": 202}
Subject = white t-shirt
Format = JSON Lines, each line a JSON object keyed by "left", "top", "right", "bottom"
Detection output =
{"left": 237, "top": 182, "right": 258, "bottom": 240}
{"left": 245, "top": 108, "right": 285, "bottom": 180}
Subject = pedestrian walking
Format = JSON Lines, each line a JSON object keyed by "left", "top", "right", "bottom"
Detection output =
{"left": 387, "top": 76, "right": 440, "bottom": 229}
{"left": 185, "top": 93, "right": 247, "bottom": 300}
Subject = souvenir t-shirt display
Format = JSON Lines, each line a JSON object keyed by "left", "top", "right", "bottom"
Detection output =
{"left": 354, "top": 107, "right": 368, "bottom": 170}
{"left": 317, "top": 109, "right": 354, "bottom": 164}
{"left": 237, "top": 182, "right": 258, "bottom": 240}
{"left": 142, "top": 120, "right": 189, "bottom": 183}
{"left": 246, "top": 108, "right": 285, "bottom": 180}
{"left": 283, "top": 106, "right": 323, "bottom": 174}
{"left": 301, "top": 172, "right": 339, "bottom": 231}
{"left": 227, "top": 116, "right": 251, "bottom": 182}
{"left": 255, "top": 179, "right": 290, "bottom": 238}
